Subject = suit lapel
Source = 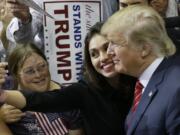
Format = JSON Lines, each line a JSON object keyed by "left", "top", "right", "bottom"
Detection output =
{"left": 127, "top": 57, "right": 173, "bottom": 135}
{"left": 127, "top": 77, "right": 159, "bottom": 135}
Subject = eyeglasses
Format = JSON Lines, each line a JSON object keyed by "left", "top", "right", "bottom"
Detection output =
{"left": 20, "top": 62, "right": 48, "bottom": 77}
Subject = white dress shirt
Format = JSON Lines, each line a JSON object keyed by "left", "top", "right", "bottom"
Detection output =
{"left": 139, "top": 57, "right": 164, "bottom": 93}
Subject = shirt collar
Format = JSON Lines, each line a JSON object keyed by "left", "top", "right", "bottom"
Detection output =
{"left": 139, "top": 57, "right": 164, "bottom": 92}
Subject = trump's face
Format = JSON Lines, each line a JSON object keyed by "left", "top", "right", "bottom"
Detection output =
{"left": 106, "top": 32, "right": 143, "bottom": 77}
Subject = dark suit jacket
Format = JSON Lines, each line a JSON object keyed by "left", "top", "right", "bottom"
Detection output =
{"left": 126, "top": 54, "right": 180, "bottom": 135}
{"left": 165, "top": 16, "right": 180, "bottom": 54}
{"left": 165, "top": 16, "right": 180, "bottom": 29}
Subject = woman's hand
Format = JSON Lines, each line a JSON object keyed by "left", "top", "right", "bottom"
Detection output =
{"left": 0, "top": 104, "right": 25, "bottom": 123}
{"left": 6, "top": 0, "right": 31, "bottom": 23}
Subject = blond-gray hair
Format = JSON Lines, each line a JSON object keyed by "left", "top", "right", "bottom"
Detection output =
{"left": 102, "top": 4, "right": 176, "bottom": 57}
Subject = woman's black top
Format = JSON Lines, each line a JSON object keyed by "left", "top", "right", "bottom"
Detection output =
{"left": 22, "top": 80, "right": 133, "bottom": 135}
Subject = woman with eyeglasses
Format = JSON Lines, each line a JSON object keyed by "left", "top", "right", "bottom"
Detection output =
{"left": 0, "top": 44, "right": 84, "bottom": 135}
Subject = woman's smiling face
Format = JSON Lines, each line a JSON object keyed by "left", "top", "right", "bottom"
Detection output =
{"left": 89, "top": 34, "right": 118, "bottom": 78}
{"left": 18, "top": 53, "right": 50, "bottom": 92}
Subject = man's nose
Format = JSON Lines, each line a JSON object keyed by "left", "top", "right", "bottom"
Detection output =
{"left": 107, "top": 42, "right": 115, "bottom": 55}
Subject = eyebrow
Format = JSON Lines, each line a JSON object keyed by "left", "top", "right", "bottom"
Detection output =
{"left": 22, "top": 61, "right": 46, "bottom": 69}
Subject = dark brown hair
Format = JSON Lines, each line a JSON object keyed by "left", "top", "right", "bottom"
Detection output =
{"left": 83, "top": 22, "right": 108, "bottom": 90}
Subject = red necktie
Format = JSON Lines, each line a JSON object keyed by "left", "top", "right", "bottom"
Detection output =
{"left": 132, "top": 80, "right": 143, "bottom": 112}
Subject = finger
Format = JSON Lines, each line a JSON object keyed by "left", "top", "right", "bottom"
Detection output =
{"left": 6, "top": 112, "right": 25, "bottom": 119}
{"left": 0, "top": 73, "right": 7, "bottom": 78}
{"left": 9, "top": 8, "right": 28, "bottom": 14}
{"left": 10, "top": 109, "right": 23, "bottom": 114}
{"left": 0, "top": 63, "right": 8, "bottom": 76}
{"left": 3, "top": 111, "right": 25, "bottom": 122}
{"left": 0, "top": 62, "right": 8, "bottom": 68}
{"left": 7, "top": 5, "right": 29, "bottom": 19}
{"left": 6, "top": 0, "right": 19, "bottom": 5}
{"left": 2, "top": 104, "right": 17, "bottom": 110}
{"left": 7, "top": 1, "right": 28, "bottom": 9}
{"left": 6, "top": 117, "right": 22, "bottom": 123}
{"left": 11, "top": 4, "right": 29, "bottom": 10}
{"left": 0, "top": 78, "right": 6, "bottom": 85}
{"left": 0, "top": 70, "right": 7, "bottom": 76}
{"left": 4, "top": 108, "right": 24, "bottom": 117}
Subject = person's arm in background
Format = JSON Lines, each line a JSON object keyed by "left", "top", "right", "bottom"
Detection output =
{"left": 0, "top": 62, "right": 12, "bottom": 135}
{"left": 0, "top": 62, "right": 26, "bottom": 109}
{"left": 6, "top": 0, "right": 43, "bottom": 46}
{"left": 0, "top": 62, "right": 25, "bottom": 126}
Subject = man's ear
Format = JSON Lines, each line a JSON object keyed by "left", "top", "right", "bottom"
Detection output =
{"left": 141, "top": 44, "right": 152, "bottom": 58}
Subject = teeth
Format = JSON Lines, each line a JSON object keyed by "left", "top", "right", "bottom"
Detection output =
{"left": 103, "top": 63, "right": 113, "bottom": 70}
{"left": 113, "top": 59, "right": 119, "bottom": 64}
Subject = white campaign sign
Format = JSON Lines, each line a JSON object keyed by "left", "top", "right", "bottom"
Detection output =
{"left": 43, "top": 0, "right": 102, "bottom": 86}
